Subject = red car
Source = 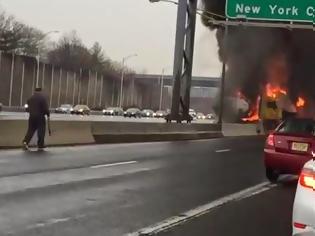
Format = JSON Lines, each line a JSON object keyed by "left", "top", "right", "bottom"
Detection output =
{"left": 264, "top": 118, "right": 314, "bottom": 182}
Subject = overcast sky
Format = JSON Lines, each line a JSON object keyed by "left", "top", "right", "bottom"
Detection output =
{"left": 0, "top": 0, "right": 221, "bottom": 77}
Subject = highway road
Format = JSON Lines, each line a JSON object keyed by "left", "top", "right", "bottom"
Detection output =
{"left": 0, "top": 112, "right": 214, "bottom": 124}
{"left": 0, "top": 136, "right": 296, "bottom": 236}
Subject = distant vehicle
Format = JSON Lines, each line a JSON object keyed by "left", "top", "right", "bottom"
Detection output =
{"left": 141, "top": 109, "right": 154, "bottom": 118}
{"left": 103, "top": 107, "right": 124, "bottom": 116}
{"left": 206, "top": 114, "right": 217, "bottom": 124}
{"left": 55, "top": 104, "right": 73, "bottom": 114}
{"left": 206, "top": 113, "right": 216, "bottom": 119}
{"left": 196, "top": 113, "right": 206, "bottom": 120}
{"left": 264, "top": 118, "right": 314, "bottom": 182}
{"left": 24, "top": 103, "right": 29, "bottom": 112}
{"left": 124, "top": 108, "right": 141, "bottom": 118}
{"left": 165, "top": 112, "right": 193, "bottom": 123}
{"left": 155, "top": 110, "right": 166, "bottom": 118}
{"left": 292, "top": 159, "right": 315, "bottom": 236}
{"left": 0, "top": 103, "right": 2, "bottom": 112}
{"left": 71, "top": 105, "right": 90, "bottom": 115}
{"left": 189, "top": 109, "right": 197, "bottom": 119}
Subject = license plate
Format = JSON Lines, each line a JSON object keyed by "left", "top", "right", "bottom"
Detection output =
{"left": 291, "top": 142, "right": 309, "bottom": 152}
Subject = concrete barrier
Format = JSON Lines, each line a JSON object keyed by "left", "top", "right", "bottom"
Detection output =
{"left": 91, "top": 122, "right": 222, "bottom": 143}
{"left": 222, "top": 123, "right": 263, "bottom": 136}
{"left": 0, "top": 119, "right": 94, "bottom": 148}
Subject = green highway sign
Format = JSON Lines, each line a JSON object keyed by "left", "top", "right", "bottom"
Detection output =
{"left": 226, "top": 0, "right": 315, "bottom": 23}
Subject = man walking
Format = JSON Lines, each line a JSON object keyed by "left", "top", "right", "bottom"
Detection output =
{"left": 23, "top": 87, "right": 50, "bottom": 151}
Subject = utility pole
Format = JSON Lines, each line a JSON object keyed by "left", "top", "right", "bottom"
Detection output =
{"left": 159, "top": 68, "right": 166, "bottom": 110}
{"left": 169, "top": 0, "right": 197, "bottom": 122}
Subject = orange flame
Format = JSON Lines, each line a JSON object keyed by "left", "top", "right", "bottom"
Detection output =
{"left": 242, "top": 96, "right": 260, "bottom": 122}
{"left": 265, "top": 83, "right": 287, "bottom": 99}
{"left": 296, "top": 97, "right": 305, "bottom": 108}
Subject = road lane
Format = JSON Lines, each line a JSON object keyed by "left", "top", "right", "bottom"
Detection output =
{"left": 0, "top": 136, "right": 267, "bottom": 236}
{"left": 160, "top": 182, "right": 296, "bottom": 236}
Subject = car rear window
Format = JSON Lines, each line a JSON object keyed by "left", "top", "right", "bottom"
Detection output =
{"left": 277, "top": 119, "right": 315, "bottom": 135}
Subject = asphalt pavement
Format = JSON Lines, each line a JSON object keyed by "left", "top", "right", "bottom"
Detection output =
{"left": 0, "top": 136, "right": 295, "bottom": 236}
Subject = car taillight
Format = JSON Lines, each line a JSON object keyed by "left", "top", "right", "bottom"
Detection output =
{"left": 294, "top": 222, "right": 307, "bottom": 229}
{"left": 266, "top": 134, "right": 275, "bottom": 148}
{"left": 300, "top": 169, "right": 315, "bottom": 190}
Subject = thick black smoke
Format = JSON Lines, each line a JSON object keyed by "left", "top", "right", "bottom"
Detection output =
{"left": 202, "top": 0, "right": 315, "bottom": 110}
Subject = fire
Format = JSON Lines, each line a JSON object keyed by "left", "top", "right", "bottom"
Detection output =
{"left": 265, "top": 83, "right": 287, "bottom": 99}
{"left": 242, "top": 96, "right": 260, "bottom": 122}
{"left": 296, "top": 97, "right": 305, "bottom": 108}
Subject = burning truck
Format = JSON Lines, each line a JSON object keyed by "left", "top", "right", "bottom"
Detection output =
{"left": 244, "top": 83, "right": 305, "bottom": 133}
{"left": 202, "top": 0, "right": 315, "bottom": 131}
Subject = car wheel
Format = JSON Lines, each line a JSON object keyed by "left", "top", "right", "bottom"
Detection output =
{"left": 266, "top": 168, "right": 279, "bottom": 183}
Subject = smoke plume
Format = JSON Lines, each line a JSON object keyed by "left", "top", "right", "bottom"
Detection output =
{"left": 202, "top": 0, "right": 315, "bottom": 110}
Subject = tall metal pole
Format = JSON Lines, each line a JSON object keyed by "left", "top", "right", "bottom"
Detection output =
{"left": 159, "top": 68, "right": 165, "bottom": 110}
{"left": 119, "top": 59, "right": 125, "bottom": 108}
{"left": 9, "top": 53, "right": 15, "bottom": 107}
{"left": 99, "top": 75, "right": 104, "bottom": 107}
{"left": 36, "top": 30, "right": 59, "bottom": 87}
{"left": 72, "top": 72, "right": 76, "bottom": 106}
{"left": 218, "top": 23, "right": 228, "bottom": 125}
{"left": 58, "top": 68, "right": 62, "bottom": 106}
{"left": 181, "top": 0, "right": 197, "bottom": 118}
{"left": 87, "top": 70, "right": 91, "bottom": 106}
{"left": 36, "top": 54, "right": 40, "bottom": 88}
{"left": 78, "top": 68, "right": 82, "bottom": 104}
{"left": 65, "top": 71, "right": 69, "bottom": 103}
{"left": 42, "top": 63, "right": 46, "bottom": 88}
{"left": 50, "top": 66, "right": 55, "bottom": 108}
{"left": 0, "top": 51, "right": 2, "bottom": 74}
{"left": 32, "top": 64, "right": 36, "bottom": 92}
{"left": 93, "top": 72, "right": 98, "bottom": 107}
{"left": 112, "top": 81, "right": 116, "bottom": 107}
{"left": 20, "top": 62, "right": 25, "bottom": 107}
{"left": 170, "top": 0, "right": 188, "bottom": 120}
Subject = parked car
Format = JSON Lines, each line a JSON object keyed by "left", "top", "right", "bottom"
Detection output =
{"left": 264, "top": 118, "right": 315, "bottom": 182}
{"left": 196, "top": 112, "right": 206, "bottom": 120}
{"left": 55, "top": 104, "right": 73, "bottom": 114}
{"left": 71, "top": 105, "right": 90, "bottom": 115}
{"left": 189, "top": 108, "right": 197, "bottom": 119}
{"left": 103, "top": 107, "right": 124, "bottom": 116}
{"left": 141, "top": 109, "right": 154, "bottom": 118}
{"left": 155, "top": 110, "right": 166, "bottom": 118}
{"left": 124, "top": 108, "right": 142, "bottom": 118}
{"left": 292, "top": 159, "right": 315, "bottom": 236}
{"left": 0, "top": 103, "right": 2, "bottom": 112}
{"left": 206, "top": 113, "right": 216, "bottom": 120}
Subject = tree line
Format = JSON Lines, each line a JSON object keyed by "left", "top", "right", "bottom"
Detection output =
{"left": 0, "top": 11, "right": 129, "bottom": 79}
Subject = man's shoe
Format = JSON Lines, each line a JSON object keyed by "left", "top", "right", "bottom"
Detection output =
{"left": 22, "top": 142, "right": 29, "bottom": 151}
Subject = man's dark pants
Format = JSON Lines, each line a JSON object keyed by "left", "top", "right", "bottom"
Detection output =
{"left": 23, "top": 116, "right": 46, "bottom": 148}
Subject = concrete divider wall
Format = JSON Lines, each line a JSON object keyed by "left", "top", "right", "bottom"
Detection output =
{"left": 222, "top": 123, "right": 264, "bottom": 136}
{"left": 0, "top": 119, "right": 222, "bottom": 148}
{"left": 91, "top": 122, "right": 222, "bottom": 143}
{"left": 0, "top": 120, "right": 94, "bottom": 148}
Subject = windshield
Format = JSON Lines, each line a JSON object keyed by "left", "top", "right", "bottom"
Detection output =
{"left": 74, "top": 105, "right": 86, "bottom": 109}
{"left": 277, "top": 119, "right": 315, "bottom": 135}
{"left": 127, "top": 108, "right": 138, "bottom": 112}
{"left": 61, "top": 104, "right": 72, "bottom": 108}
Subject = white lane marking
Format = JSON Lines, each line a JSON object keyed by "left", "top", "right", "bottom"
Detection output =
{"left": 126, "top": 182, "right": 276, "bottom": 236}
{"left": 215, "top": 149, "right": 231, "bottom": 153}
{"left": 90, "top": 161, "right": 138, "bottom": 169}
{"left": 26, "top": 214, "right": 86, "bottom": 230}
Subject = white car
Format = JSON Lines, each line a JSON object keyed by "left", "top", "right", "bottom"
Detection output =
{"left": 292, "top": 159, "right": 315, "bottom": 236}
